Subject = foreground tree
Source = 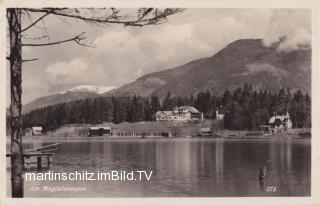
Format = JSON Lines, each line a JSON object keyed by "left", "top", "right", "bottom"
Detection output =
{"left": 7, "top": 7, "right": 184, "bottom": 197}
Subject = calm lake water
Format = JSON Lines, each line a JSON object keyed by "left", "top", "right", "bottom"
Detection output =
{"left": 7, "top": 138, "right": 311, "bottom": 197}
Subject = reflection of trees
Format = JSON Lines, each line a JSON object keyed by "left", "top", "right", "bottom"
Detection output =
{"left": 153, "top": 140, "right": 226, "bottom": 195}
{"left": 155, "top": 140, "right": 194, "bottom": 181}
{"left": 285, "top": 139, "right": 292, "bottom": 170}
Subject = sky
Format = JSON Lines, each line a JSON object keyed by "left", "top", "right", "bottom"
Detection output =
{"left": 6, "top": 8, "right": 311, "bottom": 105}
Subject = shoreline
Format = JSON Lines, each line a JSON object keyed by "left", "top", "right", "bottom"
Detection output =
{"left": 13, "top": 121, "right": 311, "bottom": 141}
{"left": 5, "top": 133, "right": 311, "bottom": 143}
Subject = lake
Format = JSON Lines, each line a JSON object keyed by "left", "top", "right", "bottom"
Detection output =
{"left": 7, "top": 138, "right": 311, "bottom": 197}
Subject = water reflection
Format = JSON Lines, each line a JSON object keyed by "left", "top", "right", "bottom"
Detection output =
{"left": 7, "top": 139, "right": 310, "bottom": 197}
{"left": 215, "top": 139, "right": 224, "bottom": 180}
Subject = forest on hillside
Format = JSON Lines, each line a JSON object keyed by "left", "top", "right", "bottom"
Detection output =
{"left": 7, "top": 84, "right": 311, "bottom": 132}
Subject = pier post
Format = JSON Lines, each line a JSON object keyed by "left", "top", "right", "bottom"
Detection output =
{"left": 47, "top": 156, "right": 51, "bottom": 168}
{"left": 37, "top": 157, "right": 42, "bottom": 170}
{"left": 259, "top": 166, "right": 267, "bottom": 180}
{"left": 259, "top": 177, "right": 266, "bottom": 191}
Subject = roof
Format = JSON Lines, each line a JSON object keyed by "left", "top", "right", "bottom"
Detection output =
{"left": 259, "top": 125, "right": 271, "bottom": 128}
{"left": 89, "top": 127, "right": 111, "bottom": 130}
{"left": 269, "top": 112, "right": 291, "bottom": 124}
{"left": 174, "top": 106, "right": 200, "bottom": 113}
{"left": 32, "top": 127, "right": 42, "bottom": 131}
{"left": 156, "top": 111, "right": 173, "bottom": 116}
{"left": 217, "top": 106, "right": 226, "bottom": 115}
{"left": 187, "top": 106, "right": 200, "bottom": 113}
{"left": 201, "top": 127, "right": 211, "bottom": 132}
{"left": 269, "top": 116, "right": 276, "bottom": 124}
{"left": 111, "top": 122, "right": 170, "bottom": 133}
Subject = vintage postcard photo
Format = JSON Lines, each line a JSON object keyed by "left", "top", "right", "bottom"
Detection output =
{"left": 1, "top": 1, "right": 319, "bottom": 204}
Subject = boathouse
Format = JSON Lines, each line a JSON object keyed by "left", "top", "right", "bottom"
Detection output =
{"left": 111, "top": 122, "right": 172, "bottom": 138}
{"left": 88, "top": 127, "right": 111, "bottom": 136}
{"left": 32, "top": 126, "right": 43, "bottom": 136}
{"left": 200, "top": 127, "right": 212, "bottom": 137}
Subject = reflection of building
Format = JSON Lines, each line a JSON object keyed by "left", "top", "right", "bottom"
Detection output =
{"left": 32, "top": 127, "right": 43, "bottom": 136}
{"left": 215, "top": 139, "right": 224, "bottom": 180}
{"left": 155, "top": 106, "right": 203, "bottom": 122}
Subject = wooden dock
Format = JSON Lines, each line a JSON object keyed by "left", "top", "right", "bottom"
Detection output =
{"left": 6, "top": 152, "right": 54, "bottom": 169}
{"left": 6, "top": 143, "right": 60, "bottom": 170}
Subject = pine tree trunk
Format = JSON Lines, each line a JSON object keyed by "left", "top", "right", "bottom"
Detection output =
{"left": 8, "top": 8, "right": 24, "bottom": 198}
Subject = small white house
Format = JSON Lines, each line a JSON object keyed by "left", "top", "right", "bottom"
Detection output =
{"left": 216, "top": 106, "right": 225, "bottom": 120}
{"left": 32, "top": 126, "right": 43, "bottom": 136}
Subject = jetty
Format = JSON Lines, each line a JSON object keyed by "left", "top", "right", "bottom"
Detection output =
{"left": 6, "top": 143, "right": 60, "bottom": 169}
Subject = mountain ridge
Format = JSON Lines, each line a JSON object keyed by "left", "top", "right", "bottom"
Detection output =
{"left": 22, "top": 85, "right": 115, "bottom": 114}
{"left": 22, "top": 38, "right": 311, "bottom": 114}
{"left": 104, "top": 38, "right": 311, "bottom": 99}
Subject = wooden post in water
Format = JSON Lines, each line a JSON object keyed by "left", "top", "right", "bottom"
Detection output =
{"left": 259, "top": 166, "right": 267, "bottom": 180}
{"left": 37, "top": 157, "right": 42, "bottom": 170}
{"left": 47, "top": 156, "right": 51, "bottom": 168}
{"left": 259, "top": 176, "right": 266, "bottom": 191}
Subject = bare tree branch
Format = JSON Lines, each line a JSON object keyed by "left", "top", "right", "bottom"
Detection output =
{"left": 7, "top": 56, "right": 39, "bottom": 63}
{"left": 21, "top": 12, "right": 52, "bottom": 33}
{"left": 22, "top": 8, "right": 185, "bottom": 27}
{"left": 22, "top": 35, "right": 48, "bottom": 40}
{"left": 22, "top": 58, "right": 39, "bottom": 62}
{"left": 137, "top": 8, "right": 154, "bottom": 21}
{"left": 18, "top": 8, "right": 184, "bottom": 52}
{"left": 22, "top": 32, "right": 91, "bottom": 47}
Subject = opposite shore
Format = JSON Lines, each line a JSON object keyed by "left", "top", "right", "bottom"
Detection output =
{"left": 7, "top": 128, "right": 311, "bottom": 143}
{"left": 6, "top": 117, "right": 311, "bottom": 142}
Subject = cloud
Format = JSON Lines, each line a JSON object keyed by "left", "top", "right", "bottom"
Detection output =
{"left": 44, "top": 57, "right": 114, "bottom": 94}
{"left": 18, "top": 8, "right": 311, "bottom": 103}
{"left": 22, "top": 77, "right": 50, "bottom": 104}
{"left": 90, "top": 21, "right": 217, "bottom": 86}
{"left": 42, "top": 9, "right": 312, "bottom": 93}
{"left": 91, "top": 23, "right": 207, "bottom": 85}
{"left": 278, "top": 28, "right": 311, "bottom": 50}
{"left": 45, "top": 58, "right": 90, "bottom": 84}
{"left": 262, "top": 9, "right": 311, "bottom": 50}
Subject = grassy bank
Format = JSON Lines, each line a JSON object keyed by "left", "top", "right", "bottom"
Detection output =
{"left": 35, "top": 120, "right": 214, "bottom": 138}
{"left": 18, "top": 121, "right": 311, "bottom": 139}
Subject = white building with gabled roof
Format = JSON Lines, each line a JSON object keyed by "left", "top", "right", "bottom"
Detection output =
{"left": 216, "top": 106, "right": 225, "bottom": 120}
{"left": 269, "top": 111, "right": 293, "bottom": 131}
{"left": 32, "top": 126, "right": 43, "bottom": 136}
{"left": 155, "top": 106, "right": 203, "bottom": 122}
